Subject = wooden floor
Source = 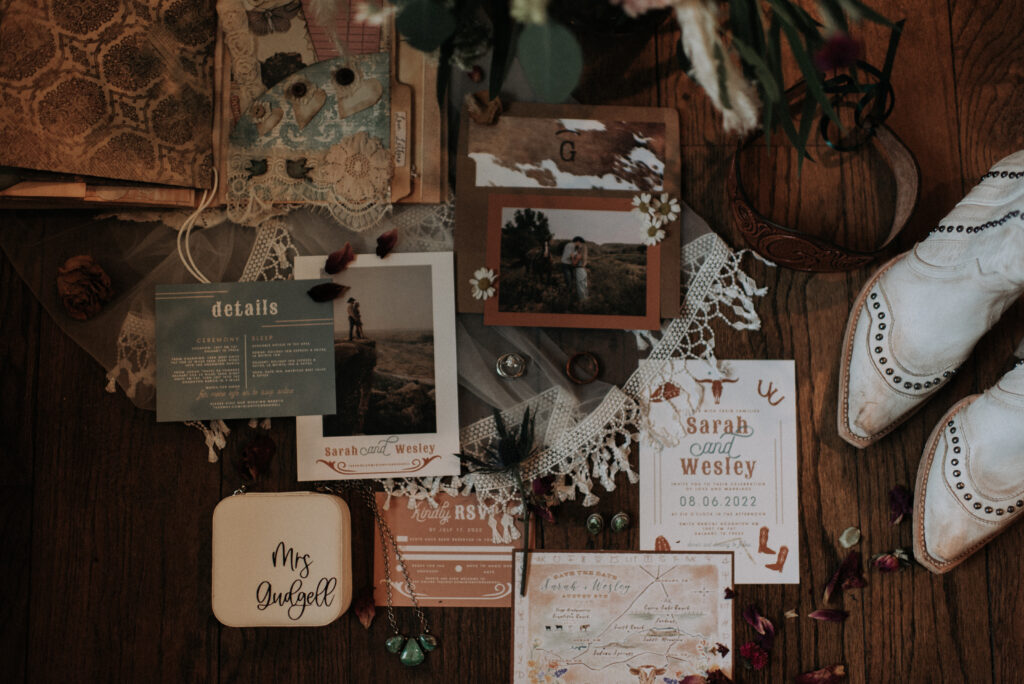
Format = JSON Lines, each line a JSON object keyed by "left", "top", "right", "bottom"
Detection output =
{"left": 3, "top": 1, "right": 1024, "bottom": 682}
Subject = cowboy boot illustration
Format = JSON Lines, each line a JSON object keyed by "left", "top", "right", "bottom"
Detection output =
{"left": 765, "top": 545, "right": 789, "bottom": 572}
{"left": 758, "top": 526, "right": 775, "bottom": 555}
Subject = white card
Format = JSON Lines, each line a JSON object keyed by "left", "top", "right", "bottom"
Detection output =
{"left": 639, "top": 359, "right": 799, "bottom": 584}
{"left": 294, "top": 252, "right": 461, "bottom": 480}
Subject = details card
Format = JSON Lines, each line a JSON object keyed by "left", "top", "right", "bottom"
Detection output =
{"left": 372, "top": 493, "right": 525, "bottom": 607}
{"left": 513, "top": 551, "right": 733, "bottom": 683}
{"left": 639, "top": 360, "right": 799, "bottom": 584}
{"left": 294, "top": 252, "right": 461, "bottom": 480}
{"left": 155, "top": 281, "right": 336, "bottom": 421}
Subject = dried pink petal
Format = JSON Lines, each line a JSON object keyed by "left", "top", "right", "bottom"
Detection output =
{"left": 353, "top": 589, "right": 375, "bottom": 629}
{"left": 795, "top": 663, "right": 847, "bottom": 683}
{"left": 376, "top": 228, "right": 398, "bottom": 258}
{"left": 824, "top": 550, "right": 866, "bottom": 602}
{"left": 742, "top": 605, "right": 775, "bottom": 650}
{"left": 808, "top": 609, "right": 849, "bottom": 623}
{"left": 889, "top": 484, "right": 912, "bottom": 525}
{"left": 307, "top": 282, "right": 350, "bottom": 302}
{"left": 325, "top": 243, "right": 356, "bottom": 274}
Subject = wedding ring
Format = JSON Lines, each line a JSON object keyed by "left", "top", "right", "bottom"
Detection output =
{"left": 496, "top": 352, "right": 527, "bottom": 378}
{"left": 565, "top": 352, "right": 600, "bottom": 385}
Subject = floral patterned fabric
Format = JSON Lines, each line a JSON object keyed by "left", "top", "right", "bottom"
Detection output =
{"left": 0, "top": 0, "right": 217, "bottom": 188}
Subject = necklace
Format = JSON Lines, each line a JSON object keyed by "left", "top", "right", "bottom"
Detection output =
{"left": 319, "top": 482, "right": 437, "bottom": 666}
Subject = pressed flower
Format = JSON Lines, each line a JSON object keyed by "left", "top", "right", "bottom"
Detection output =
{"left": 643, "top": 223, "right": 666, "bottom": 246}
{"left": 353, "top": 588, "right": 375, "bottom": 629}
{"left": 376, "top": 228, "right": 399, "bottom": 258}
{"left": 470, "top": 267, "right": 498, "bottom": 300}
{"left": 808, "top": 608, "right": 849, "bottom": 623}
{"left": 838, "top": 526, "right": 861, "bottom": 548}
{"left": 307, "top": 282, "right": 350, "bottom": 302}
{"left": 795, "top": 663, "right": 847, "bottom": 683}
{"left": 651, "top": 193, "right": 681, "bottom": 224}
{"left": 739, "top": 641, "right": 769, "bottom": 670}
{"left": 325, "top": 242, "right": 355, "bottom": 274}
{"left": 872, "top": 548, "right": 912, "bottom": 572}
{"left": 823, "top": 550, "right": 866, "bottom": 602}
{"left": 813, "top": 32, "right": 864, "bottom": 72}
{"left": 784, "top": 608, "right": 799, "bottom": 619}
{"left": 889, "top": 484, "right": 912, "bottom": 525}
{"left": 632, "top": 192, "right": 654, "bottom": 219}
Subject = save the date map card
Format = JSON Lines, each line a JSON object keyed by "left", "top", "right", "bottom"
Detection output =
{"left": 155, "top": 281, "right": 336, "bottom": 422}
{"left": 513, "top": 551, "right": 733, "bottom": 683}
{"left": 639, "top": 360, "right": 799, "bottom": 584}
{"left": 293, "top": 252, "right": 461, "bottom": 480}
{"left": 372, "top": 492, "right": 526, "bottom": 607}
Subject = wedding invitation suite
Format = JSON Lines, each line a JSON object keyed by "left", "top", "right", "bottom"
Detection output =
{"left": 513, "top": 551, "right": 733, "bottom": 683}
{"left": 639, "top": 360, "right": 799, "bottom": 584}
{"left": 155, "top": 281, "right": 336, "bottom": 421}
{"left": 294, "top": 253, "right": 461, "bottom": 480}
{"left": 372, "top": 493, "right": 525, "bottom": 607}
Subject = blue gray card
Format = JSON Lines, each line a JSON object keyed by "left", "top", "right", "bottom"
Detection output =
{"left": 155, "top": 281, "right": 336, "bottom": 422}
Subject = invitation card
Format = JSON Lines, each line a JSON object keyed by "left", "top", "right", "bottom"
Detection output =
{"left": 372, "top": 493, "right": 525, "bottom": 607}
{"left": 155, "top": 281, "right": 336, "bottom": 421}
{"left": 513, "top": 551, "right": 733, "bottom": 683}
{"left": 640, "top": 360, "right": 799, "bottom": 584}
{"left": 294, "top": 253, "right": 461, "bottom": 480}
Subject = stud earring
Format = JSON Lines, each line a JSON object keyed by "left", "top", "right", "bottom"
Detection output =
{"left": 610, "top": 512, "right": 631, "bottom": 533}
{"left": 586, "top": 513, "right": 604, "bottom": 536}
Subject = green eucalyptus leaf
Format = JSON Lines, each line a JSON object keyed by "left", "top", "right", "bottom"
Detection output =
{"left": 780, "top": 20, "right": 841, "bottom": 128}
{"left": 517, "top": 21, "right": 583, "bottom": 103}
{"left": 396, "top": 0, "right": 456, "bottom": 52}
{"left": 839, "top": 0, "right": 895, "bottom": 27}
{"left": 732, "top": 37, "right": 782, "bottom": 102}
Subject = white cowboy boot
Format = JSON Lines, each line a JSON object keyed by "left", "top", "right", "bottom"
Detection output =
{"left": 838, "top": 151, "right": 1024, "bottom": 447}
{"left": 913, "top": 361, "right": 1024, "bottom": 573}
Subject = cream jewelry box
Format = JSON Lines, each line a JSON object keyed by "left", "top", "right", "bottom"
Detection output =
{"left": 212, "top": 492, "right": 352, "bottom": 627}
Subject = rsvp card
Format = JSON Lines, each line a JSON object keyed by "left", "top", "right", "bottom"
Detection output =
{"left": 155, "top": 281, "right": 336, "bottom": 421}
{"left": 640, "top": 360, "right": 799, "bottom": 584}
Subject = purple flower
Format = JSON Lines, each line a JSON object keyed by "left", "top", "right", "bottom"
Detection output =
{"left": 813, "top": 33, "right": 863, "bottom": 72}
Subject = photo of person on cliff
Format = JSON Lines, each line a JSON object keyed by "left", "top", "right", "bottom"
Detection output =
{"left": 323, "top": 264, "right": 436, "bottom": 438}
{"left": 496, "top": 205, "right": 646, "bottom": 317}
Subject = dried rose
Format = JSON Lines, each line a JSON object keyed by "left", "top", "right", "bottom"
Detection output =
{"left": 723, "top": 587, "right": 735, "bottom": 600}
{"left": 234, "top": 434, "right": 275, "bottom": 482}
{"left": 376, "top": 228, "right": 398, "bottom": 258}
{"left": 889, "top": 485, "right": 912, "bottom": 525}
{"left": 824, "top": 550, "right": 866, "bottom": 602}
{"left": 353, "top": 588, "right": 376, "bottom": 629}
{"left": 795, "top": 664, "right": 847, "bottom": 683}
{"left": 742, "top": 605, "right": 775, "bottom": 650}
{"left": 808, "top": 609, "right": 849, "bottom": 623}
{"left": 872, "top": 548, "right": 912, "bottom": 572}
{"left": 56, "top": 255, "right": 115, "bottom": 321}
{"left": 325, "top": 243, "right": 356, "bottom": 274}
{"left": 739, "top": 641, "right": 769, "bottom": 671}
{"left": 307, "top": 282, "right": 350, "bottom": 302}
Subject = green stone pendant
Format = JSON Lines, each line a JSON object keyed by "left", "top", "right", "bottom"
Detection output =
{"left": 417, "top": 633, "right": 438, "bottom": 652}
{"left": 399, "top": 637, "right": 425, "bottom": 666}
{"left": 385, "top": 635, "right": 405, "bottom": 654}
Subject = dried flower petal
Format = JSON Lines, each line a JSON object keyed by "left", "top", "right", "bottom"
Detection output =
{"left": 705, "top": 670, "right": 733, "bottom": 684}
{"left": 742, "top": 605, "right": 775, "bottom": 650}
{"left": 307, "top": 282, "right": 350, "bottom": 302}
{"left": 795, "top": 663, "right": 847, "bottom": 683}
{"left": 889, "top": 485, "right": 913, "bottom": 525}
{"left": 57, "top": 255, "right": 115, "bottom": 321}
{"left": 711, "top": 642, "right": 730, "bottom": 657}
{"left": 739, "top": 641, "right": 769, "bottom": 670}
{"left": 809, "top": 609, "right": 849, "bottom": 623}
{"left": 838, "top": 526, "right": 861, "bottom": 548}
{"left": 353, "top": 589, "right": 375, "bottom": 629}
{"left": 325, "top": 243, "right": 356, "bottom": 274}
{"left": 784, "top": 609, "right": 799, "bottom": 619}
{"left": 531, "top": 475, "right": 554, "bottom": 497}
{"left": 872, "top": 548, "right": 912, "bottom": 572}
{"left": 233, "top": 434, "right": 275, "bottom": 482}
{"left": 824, "top": 550, "right": 866, "bottom": 602}
{"left": 375, "top": 228, "right": 398, "bottom": 258}
{"left": 723, "top": 587, "right": 735, "bottom": 600}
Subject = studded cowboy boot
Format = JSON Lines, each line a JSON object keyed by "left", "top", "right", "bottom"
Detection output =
{"left": 838, "top": 150, "right": 1024, "bottom": 447}
{"left": 913, "top": 361, "right": 1024, "bottom": 573}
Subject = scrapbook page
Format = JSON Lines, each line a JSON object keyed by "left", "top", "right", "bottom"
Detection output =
{"left": 639, "top": 360, "right": 800, "bottom": 584}
{"left": 372, "top": 492, "right": 526, "bottom": 608}
{"left": 512, "top": 551, "right": 733, "bottom": 683}
{"left": 455, "top": 103, "right": 681, "bottom": 320}
{"left": 294, "top": 253, "right": 460, "bottom": 480}
{"left": 154, "top": 280, "right": 336, "bottom": 422}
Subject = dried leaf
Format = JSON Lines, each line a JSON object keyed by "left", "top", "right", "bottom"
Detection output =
{"left": 325, "top": 243, "right": 356, "bottom": 274}
{"left": 838, "top": 526, "right": 861, "bottom": 548}
{"left": 824, "top": 550, "right": 866, "bottom": 602}
{"left": 307, "top": 282, "right": 350, "bottom": 302}
{"left": 784, "top": 609, "right": 799, "bottom": 619}
{"left": 353, "top": 589, "right": 376, "bottom": 629}
{"left": 795, "top": 664, "right": 847, "bottom": 683}
{"left": 376, "top": 228, "right": 399, "bottom": 258}
{"left": 808, "top": 609, "right": 849, "bottom": 623}
{"left": 889, "top": 484, "right": 912, "bottom": 525}
{"left": 233, "top": 434, "right": 275, "bottom": 482}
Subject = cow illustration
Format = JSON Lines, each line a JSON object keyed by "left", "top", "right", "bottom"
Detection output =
{"left": 696, "top": 376, "right": 738, "bottom": 404}
{"left": 629, "top": 665, "right": 667, "bottom": 684}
